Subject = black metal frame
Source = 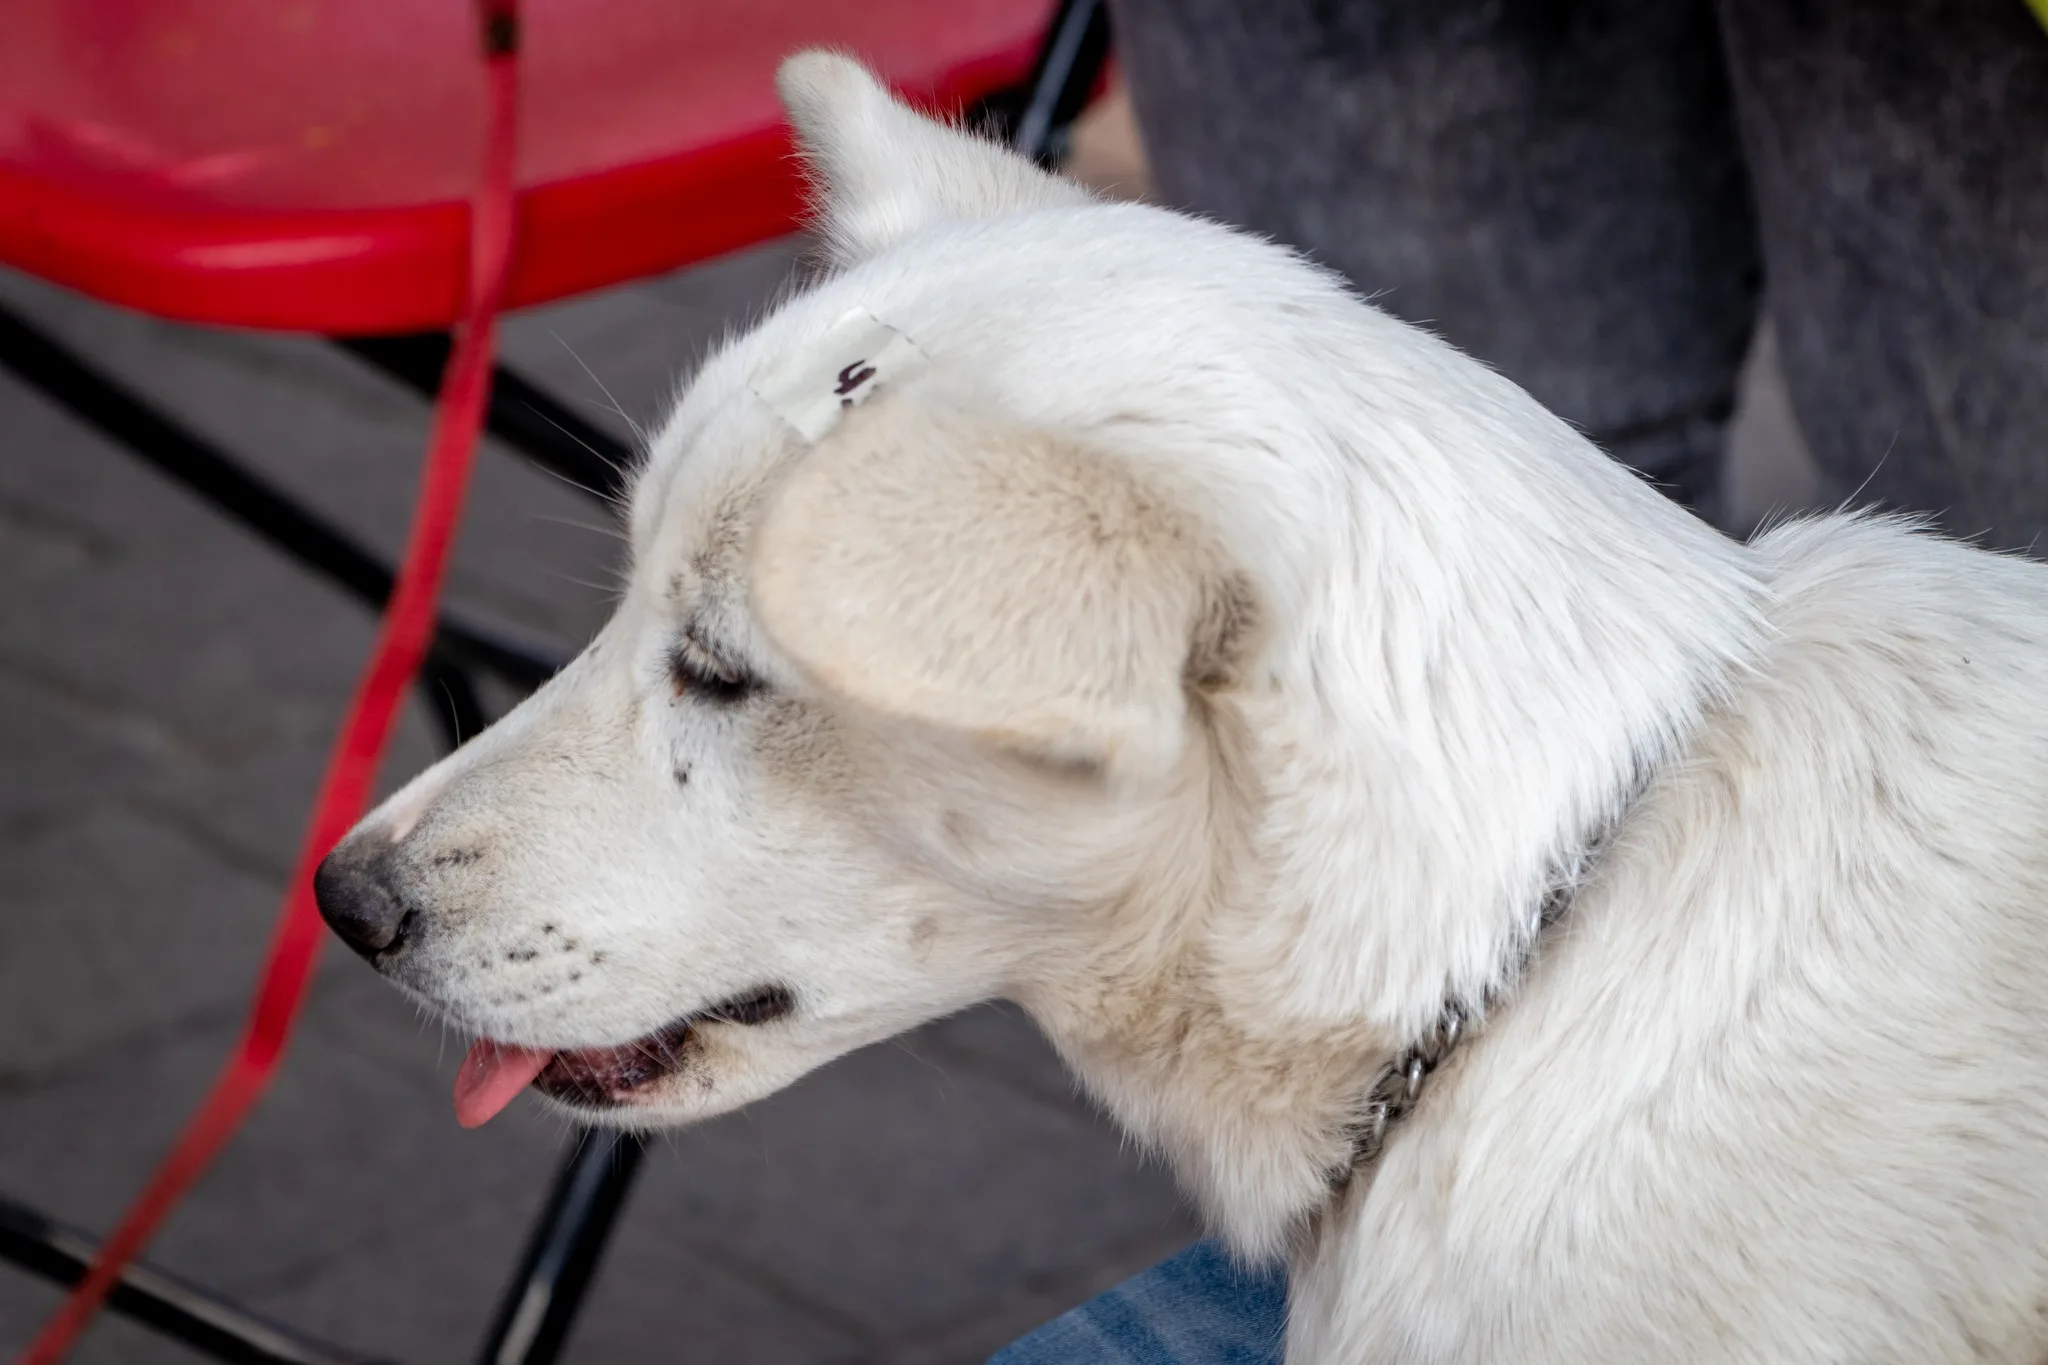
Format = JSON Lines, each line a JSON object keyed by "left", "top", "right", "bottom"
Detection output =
{"left": 997, "top": 0, "right": 1111, "bottom": 167}
{"left": 0, "top": 6, "right": 1108, "bottom": 1359}
{"left": 475, "top": 1132, "right": 646, "bottom": 1365}
{"left": 0, "top": 1196, "right": 396, "bottom": 1365}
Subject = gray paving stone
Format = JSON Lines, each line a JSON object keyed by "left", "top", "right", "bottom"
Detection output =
{"left": 301, "top": 973, "right": 1194, "bottom": 1359}
{"left": 525, "top": 1198, "right": 874, "bottom": 1365}
{"left": 0, "top": 667, "right": 200, "bottom": 830}
{"left": 0, "top": 1273, "right": 218, "bottom": 1365}
{"left": 917, "top": 1004, "right": 1087, "bottom": 1117}
{"left": 246, "top": 1190, "right": 874, "bottom": 1365}
{"left": 0, "top": 278, "right": 602, "bottom": 664}
{"left": 0, "top": 989, "right": 1190, "bottom": 1362}
{"left": 0, "top": 804, "right": 278, "bottom": 1080}
{"left": 235, "top": 1199, "right": 562, "bottom": 1365}
{"left": 0, "top": 1021, "right": 530, "bottom": 1284}
{"left": 614, "top": 1035, "right": 1192, "bottom": 1351}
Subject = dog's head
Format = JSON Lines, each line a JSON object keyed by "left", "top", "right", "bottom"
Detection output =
{"left": 314, "top": 54, "right": 1749, "bottom": 1217}
{"left": 316, "top": 52, "right": 1286, "bottom": 1130}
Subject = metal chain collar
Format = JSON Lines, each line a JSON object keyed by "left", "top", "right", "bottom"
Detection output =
{"left": 1339, "top": 811, "right": 1626, "bottom": 1183}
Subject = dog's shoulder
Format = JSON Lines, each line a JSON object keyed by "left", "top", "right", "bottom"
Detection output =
{"left": 1308, "top": 512, "right": 2048, "bottom": 1364}
{"left": 1743, "top": 512, "right": 2048, "bottom": 767}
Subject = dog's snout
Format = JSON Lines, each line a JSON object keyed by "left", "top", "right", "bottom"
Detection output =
{"left": 314, "top": 840, "right": 414, "bottom": 963}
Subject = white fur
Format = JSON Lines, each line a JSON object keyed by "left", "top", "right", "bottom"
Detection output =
{"left": 335, "top": 53, "right": 2048, "bottom": 1362}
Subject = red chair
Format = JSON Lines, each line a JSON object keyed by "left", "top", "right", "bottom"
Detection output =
{"left": 0, "top": 2, "right": 1109, "bottom": 1361}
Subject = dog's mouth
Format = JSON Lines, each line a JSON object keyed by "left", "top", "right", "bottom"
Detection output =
{"left": 451, "top": 985, "right": 795, "bottom": 1128}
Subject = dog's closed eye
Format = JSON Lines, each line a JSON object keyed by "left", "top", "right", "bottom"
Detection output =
{"left": 669, "top": 633, "right": 761, "bottom": 706}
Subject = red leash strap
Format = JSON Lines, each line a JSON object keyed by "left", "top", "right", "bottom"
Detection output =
{"left": 18, "top": 6, "right": 522, "bottom": 1360}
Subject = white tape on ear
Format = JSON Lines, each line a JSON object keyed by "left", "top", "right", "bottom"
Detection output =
{"left": 752, "top": 307, "right": 927, "bottom": 442}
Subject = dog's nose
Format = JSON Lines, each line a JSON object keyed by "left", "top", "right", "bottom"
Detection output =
{"left": 314, "top": 840, "right": 413, "bottom": 962}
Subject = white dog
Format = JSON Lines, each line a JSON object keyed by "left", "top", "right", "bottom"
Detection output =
{"left": 313, "top": 52, "right": 2048, "bottom": 1363}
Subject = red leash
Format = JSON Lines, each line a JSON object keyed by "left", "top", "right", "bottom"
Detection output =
{"left": 18, "top": 5, "right": 522, "bottom": 1359}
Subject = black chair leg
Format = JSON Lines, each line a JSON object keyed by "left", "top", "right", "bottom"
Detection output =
{"left": 977, "top": 0, "right": 1113, "bottom": 165}
{"left": 0, "top": 1194, "right": 396, "bottom": 1365}
{"left": 475, "top": 1131, "right": 647, "bottom": 1365}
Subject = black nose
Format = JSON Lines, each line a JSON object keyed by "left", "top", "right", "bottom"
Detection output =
{"left": 314, "top": 839, "right": 414, "bottom": 962}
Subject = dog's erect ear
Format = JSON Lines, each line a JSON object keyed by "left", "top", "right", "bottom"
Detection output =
{"left": 751, "top": 397, "right": 1214, "bottom": 784}
{"left": 774, "top": 49, "right": 1090, "bottom": 265}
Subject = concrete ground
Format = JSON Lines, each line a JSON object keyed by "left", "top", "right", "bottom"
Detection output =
{"left": 0, "top": 101, "right": 1822, "bottom": 1365}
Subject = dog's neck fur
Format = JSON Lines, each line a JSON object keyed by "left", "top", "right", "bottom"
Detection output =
{"left": 1019, "top": 364, "right": 1771, "bottom": 1259}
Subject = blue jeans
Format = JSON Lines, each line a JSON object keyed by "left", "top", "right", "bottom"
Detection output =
{"left": 989, "top": 1241, "right": 1287, "bottom": 1365}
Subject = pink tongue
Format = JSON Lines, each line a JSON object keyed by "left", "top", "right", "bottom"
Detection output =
{"left": 454, "top": 1040, "right": 554, "bottom": 1128}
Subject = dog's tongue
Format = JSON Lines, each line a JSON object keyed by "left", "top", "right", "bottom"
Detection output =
{"left": 454, "top": 1040, "right": 553, "bottom": 1128}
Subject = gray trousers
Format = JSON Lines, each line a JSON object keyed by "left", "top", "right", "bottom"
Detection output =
{"left": 1108, "top": 0, "right": 2048, "bottom": 551}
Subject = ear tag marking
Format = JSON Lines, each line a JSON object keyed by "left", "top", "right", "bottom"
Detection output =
{"left": 753, "top": 307, "right": 926, "bottom": 442}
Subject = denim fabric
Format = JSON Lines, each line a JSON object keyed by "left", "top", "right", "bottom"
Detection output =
{"left": 988, "top": 1242, "right": 1286, "bottom": 1365}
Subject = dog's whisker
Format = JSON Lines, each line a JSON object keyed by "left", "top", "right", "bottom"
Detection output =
{"left": 548, "top": 330, "right": 648, "bottom": 446}
{"left": 520, "top": 397, "right": 633, "bottom": 476}
{"left": 520, "top": 447, "right": 631, "bottom": 513}
{"left": 542, "top": 568, "right": 626, "bottom": 598}
{"left": 529, "top": 512, "right": 630, "bottom": 543}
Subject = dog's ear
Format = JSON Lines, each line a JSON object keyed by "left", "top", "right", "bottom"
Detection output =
{"left": 775, "top": 49, "right": 1090, "bottom": 265}
{"left": 751, "top": 396, "right": 1213, "bottom": 785}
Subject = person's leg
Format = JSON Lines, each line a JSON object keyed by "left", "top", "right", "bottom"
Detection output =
{"left": 1718, "top": 0, "right": 2048, "bottom": 554}
{"left": 988, "top": 1241, "right": 1286, "bottom": 1365}
{"left": 1106, "top": 0, "right": 1764, "bottom": 520}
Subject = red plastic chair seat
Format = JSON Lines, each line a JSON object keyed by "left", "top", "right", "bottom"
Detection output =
{"left": 0, "top": 0, "right": 1051, "bottom": 334}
